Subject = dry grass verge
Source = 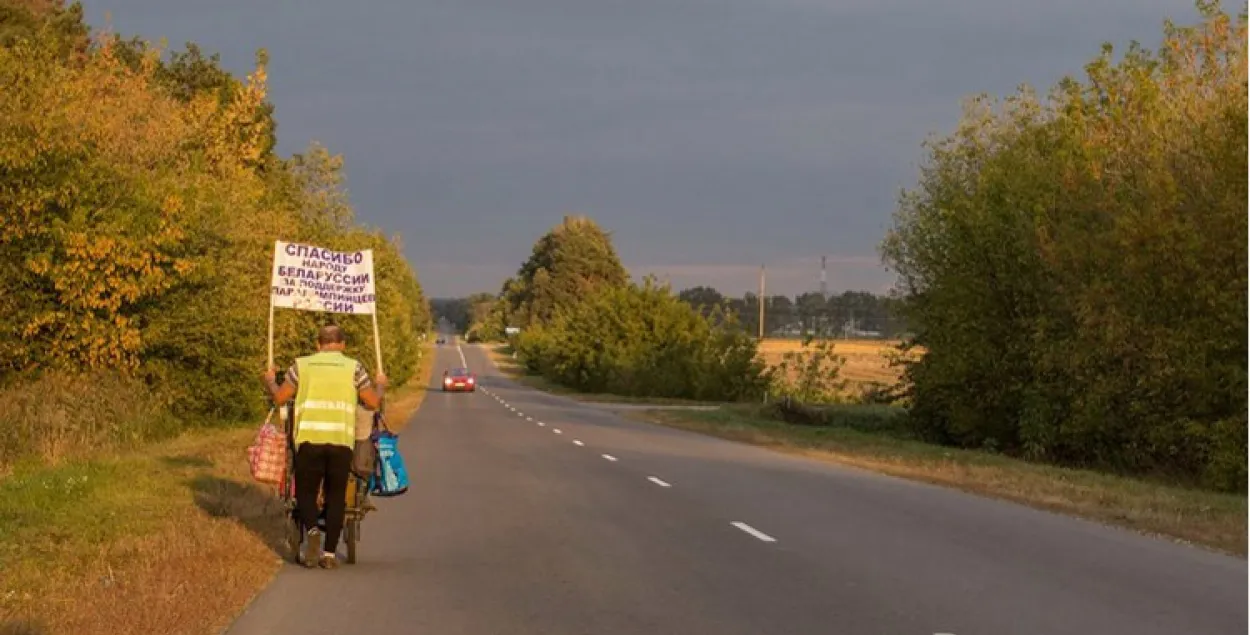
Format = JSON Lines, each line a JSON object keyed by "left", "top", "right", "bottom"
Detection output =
{"left": 0, "top": 428, "right": 284, "bottom": 635}
{"left": 0, "top": 345, "right": 433, "bottom": 635}
{"left": 632, "top": 406, "right": 1247, "bottom": 557}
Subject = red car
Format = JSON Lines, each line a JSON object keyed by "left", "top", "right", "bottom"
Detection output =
{"left": 442, "top": 367, "right": 476, "bottom": 392}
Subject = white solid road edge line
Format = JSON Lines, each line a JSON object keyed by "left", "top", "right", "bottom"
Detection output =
{"left": 573, "top": 440, "right": 584, "bottom": 446}
{"left": 647, "top": 476, "right": 671, "bottom": 488}
{"left": 730, "top": 522, "right": 777, "bottom": 543}
{"left": 601, "top": 454, "right": 617, "bottom": 462}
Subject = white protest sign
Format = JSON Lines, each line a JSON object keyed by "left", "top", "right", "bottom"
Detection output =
{"left": 270, "top": 241, "right": 376, "bottom": 315}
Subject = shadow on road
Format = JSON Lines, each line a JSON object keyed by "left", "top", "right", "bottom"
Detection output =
{"left": 190, "top": 475, "right": 288, "bottom": 558}
{"left": 0, "top": 620, "right": 46, "bottom": 635}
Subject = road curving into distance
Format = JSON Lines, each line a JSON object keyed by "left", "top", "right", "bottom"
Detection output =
{"left": 225, "top": 334, "right": 1246, "bottom": 635}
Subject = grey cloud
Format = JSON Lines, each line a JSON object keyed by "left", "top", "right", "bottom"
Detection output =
{"left": 84, "top": 0, "right": 1201, "bottom": 297}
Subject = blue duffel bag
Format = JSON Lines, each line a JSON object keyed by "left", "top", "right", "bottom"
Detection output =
{"left": 369, "top": 413, "right": 410, "bottom": 497}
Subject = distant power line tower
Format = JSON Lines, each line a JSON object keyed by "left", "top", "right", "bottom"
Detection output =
{"left": 819, "top": 255, "right": 828, "bottom": 300}
{"left": 758, "top": 264, "right": 766, "bottom": 340}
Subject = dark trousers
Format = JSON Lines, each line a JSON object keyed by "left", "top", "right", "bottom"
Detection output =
{"left": 294, "top": 442, "right": 353, "bottom": 553}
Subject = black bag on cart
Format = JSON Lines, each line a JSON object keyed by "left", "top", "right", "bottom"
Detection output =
{"left": 352, "top": 439, "right": 376, "bottom": 479}
{"left": 352, "top": 444, "right": 376, "bottom": 479}
{"left": 351, "top": 411, "right": 380, "bottom": 478}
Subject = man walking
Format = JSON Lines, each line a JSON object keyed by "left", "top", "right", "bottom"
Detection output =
{"left": 263, "top": 324, "right": 386, "bottom": 569}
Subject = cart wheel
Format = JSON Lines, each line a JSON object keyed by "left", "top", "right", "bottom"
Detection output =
{"left": 345, "top": 520, "right": 359, "bottom": 564}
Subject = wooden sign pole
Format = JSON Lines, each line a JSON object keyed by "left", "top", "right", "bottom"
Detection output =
{"left": 267, "top": 298, "right": 275, "bottom": 370}
{"left": 371, "top": 311, "right": 385, "bottom": 376}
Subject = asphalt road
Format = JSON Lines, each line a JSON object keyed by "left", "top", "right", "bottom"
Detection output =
{"left": 226, "top": 339, "right": 1246, "bottom": 635}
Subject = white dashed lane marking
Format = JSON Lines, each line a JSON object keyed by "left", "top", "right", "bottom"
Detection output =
{"left": 470, "top": 372, "right": 786, "bottom": 555}
{"left": 730, "top": 522, "right": 776, "bottom": 543}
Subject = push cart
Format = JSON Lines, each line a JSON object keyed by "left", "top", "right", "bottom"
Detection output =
{"left": 278, "top": 400, "right": 379, "bottom": 565}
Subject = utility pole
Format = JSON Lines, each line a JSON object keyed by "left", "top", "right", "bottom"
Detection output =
{"left": 758, "top": 264, "right": 766, "bottom": 340}
{"left": 820, "top": 255, "right": 827, "bottom": 301}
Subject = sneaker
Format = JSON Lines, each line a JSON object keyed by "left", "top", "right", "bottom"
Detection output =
{"left": 302, "top": 528, "right": 322, "bottom": 568}
{"left": 318, "top": 552, "right": 339, "bottom": 569}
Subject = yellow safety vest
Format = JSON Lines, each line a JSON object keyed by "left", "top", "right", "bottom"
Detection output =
{"left": 293, "top": 351, "right": 359, "bottom": 447}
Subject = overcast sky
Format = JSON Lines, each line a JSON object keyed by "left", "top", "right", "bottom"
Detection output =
{"left": 84, "top": 0, "right": 1201, "bottom": 298}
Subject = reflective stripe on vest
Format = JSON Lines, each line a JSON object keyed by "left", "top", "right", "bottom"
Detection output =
{"left": 293, "top": 351, "right": 359, "bottom": 447}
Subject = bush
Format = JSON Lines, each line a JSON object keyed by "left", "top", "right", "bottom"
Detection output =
{"left": 0, "top": 373, "right": 180, "bottom": 470}
{"left": 767, "top": 336, "right": 849, "bottom": 404}
{"left": 515, "top": 278, "right": 769, "bottom": 401}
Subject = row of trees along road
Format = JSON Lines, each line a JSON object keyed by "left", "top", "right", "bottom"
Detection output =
{"left": 676, "top": 287, "right": 906, "bottom": 338}
{"left": 0, "top": 1, "right": 431, "bottom": 469}
{"left": 881, "top": 1, "right": 1246, "bottom": 492}
{"left": 436, "top": 289, "right": 905, "bottom": 339}
{"left": 430, "top": 294, "right": 498, "bottom": 334}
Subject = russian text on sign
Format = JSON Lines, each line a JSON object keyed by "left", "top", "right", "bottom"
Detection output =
{"left": 270, "top": 241, "right": 377, "bottom": 315}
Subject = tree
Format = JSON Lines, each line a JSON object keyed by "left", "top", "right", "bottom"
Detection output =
{"left": 764, "top": 295, "right": 794, "bottom": 334}
{"left": 794, "top": 292, "right": 828, "bottom": 334}
{"left": 678, "top": 286, "right": 725, "bottom": 315}
{"left": 880, "top": 1, "right": 1246, "bottom": 490}
{"left": 0, "top": 15, "right": 431, "bottom": 464}
{"left": 430, "top": 298, "right": 470, "bottom": 331}
{"left": 499, "top": 215, "right": 627, "bottom": 329}
{"left": 0, "top": 0, "right": 88, "bottom": 55}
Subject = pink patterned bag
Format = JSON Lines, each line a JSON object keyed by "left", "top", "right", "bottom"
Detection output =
{"left": 247, "top": 409, "right": 287, "bottom": 485}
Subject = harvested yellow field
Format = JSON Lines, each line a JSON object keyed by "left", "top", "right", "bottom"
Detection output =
{"left": 757, "top": 338, "right": 920, "bottom": 392}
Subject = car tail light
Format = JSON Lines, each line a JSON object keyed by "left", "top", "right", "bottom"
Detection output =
{"left": 467, "top": 377, "right": 475, "bottom": 384}
{"left": 444, "top": 377, "right": 452, "bottom": 385}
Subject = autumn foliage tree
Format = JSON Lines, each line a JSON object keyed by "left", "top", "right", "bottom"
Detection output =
{"left": 881, "top": 2, "right": 1246, "bottom": 490}
{"left": 0, "top": 2, "right": 431, "bottom": 464}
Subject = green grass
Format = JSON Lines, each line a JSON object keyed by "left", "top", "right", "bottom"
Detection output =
{"left": 0, "top": 427, "right": 286, "bottom": 635}
{"left": 633, "top": 405, "right": 1248, "bottom": 557}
